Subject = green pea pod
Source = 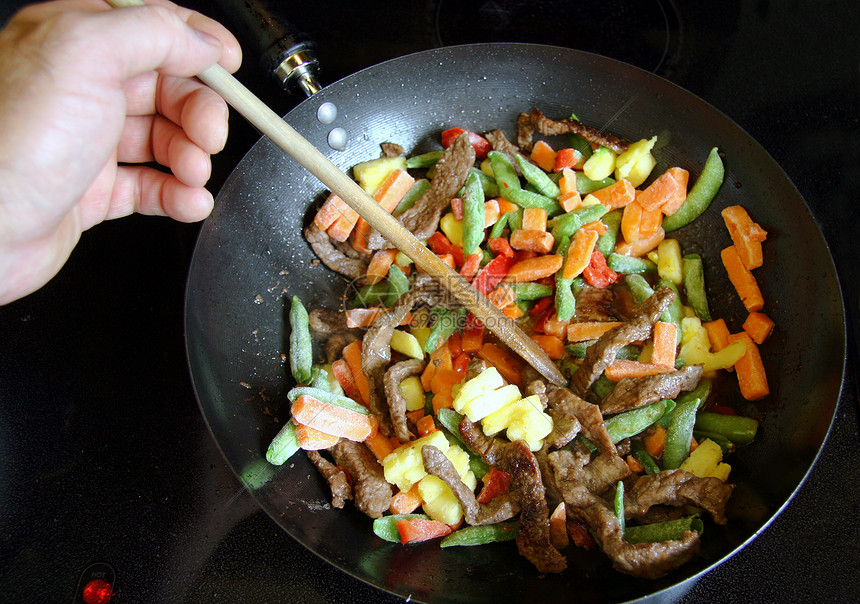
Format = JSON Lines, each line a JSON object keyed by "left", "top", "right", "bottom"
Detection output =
{"left": 393, "top": 179, "right": 430, "bottom": 216}
{"left": 624, "top": 516, "right": 704, "bottom": 544}
{"left": 555, "top": 236, "right": 576, "bottom": 321}
{"left": 657, "top": 279, "right": 684, "bottom": 341}
{"left": 550, "top": 203, "right": 609, "bottom": 241}
{"left": 605, "top": 400, "right": 668, "bottom": 443}
{"left": 472, "top": 167, "right": 500, "bottom": 198}
{"left": 625, "top": 273, "right": 655, "bottom": 305}
{"left": 693, "top": 430, "right": 735, "bottom": 455}
{"left": 511, "top": 282, "right": 553, "bottom": 300}
{"left": 384, "top": 264, "right": 410, "bottom": 307}
{"left": 373, "top": 514, "right": 430, "bottom": 542}
{"left": 568, "top": 133, "right": 594, "bottom": 162}
{"left": 631, "top": 441, "right": 661, "bottom": 475}
{"left": 682, "top": 253, "right": 712, "bottom": 321}
{"left": 461, "top": 171, "right": 486, "bottom": 257}
{"left": 488, "top": 150, "right": 521, "bottom": 193}
{"left": 614, "top": 480, "right": 626, "bottom": 532}
{"left": 266, "top": 421, "right": 300, "bottom": 465}
{"left": 289, "top": 296, "right": 313, "bottom": 384}
{"left": 576, "top": 172, "right": 615, "bottom": 195}
{"left": 406, "top": 150, "right": 444, "bottom": 169}
{"left": 596, "top": 210, "right": 622, "bottom": 257}
{"left": 440, "top": 522, "right": 519, "bottom": 547}
{"left": 287, "top": 386, "right": 370, "bottom": 415}
{"left": 489, "top": 212, "right": 510, "bottom": 239}
{"left": 309, "top": 367, "right": 330, "bottom": 391}
{"left": 663, "top": 398, "right": 701, "bottom": 469}
{"left": 503, "top": 188, "right": 562, "bottom": 216}
{"left": 424, "top": 308, "right": 467, "bottom": 354}
{"left": 591, "top": 373, "right": 616, "bottom": 399}
{"left": 695, "top": 412, "right": 759, "bottom": 444}
{"left": 663, "top": 147, "right": 724, "bottom": 232}
{"left": 654, "top": 399, "right": 677, "bottom": 428}
{"left": 607, "top": 253, "right": 657, "bottom": 274}
{"left": 507, "top": 208, "right": 524, "bottom": 231}
{"left": 349, "top": 281, "right": 390, "bottom": 307}
{"left": 677, "top": 378, "right": 712, "bottom": 408}
{"left": 515, "top": 154, "right": 561, "bottom": 198}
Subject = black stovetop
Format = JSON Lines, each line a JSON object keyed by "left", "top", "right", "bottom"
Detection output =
{"left": 1, "top": 1, "right": 858, "bottom": 602}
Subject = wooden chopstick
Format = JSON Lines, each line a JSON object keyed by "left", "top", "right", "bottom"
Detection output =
{"left": 105, "top": 0, "right": 565, "bottom": 386}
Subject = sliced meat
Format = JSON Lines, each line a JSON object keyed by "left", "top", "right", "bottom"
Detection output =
{"left": 574, "top": 285, "right": 619, "bottom": 322}
{"left": 624, "top": 469, "right": 735, "bottom": 525}
{"left": 421, "top": 445, "right": 520, "bottom": 526}
{"left": 549, "top": 447, "right": 631, "bottom": 497}
{"left": 304, "top": 224, "right": 369, "bottom": 279}
{"left": 384, "top": 359, "right": 425, "bottom": 443}
{"left": 569, "top": 286, "right": 676, "bottom": 398}
{"left": 465, "top": 358, "right": 490, "bottom": 381}
{"left": 309, "top": 308, "right": 349, "bottom": 334}
{"left": 306, "top": 450, "right": 352, "bottom": 508}
{"left": 483, "top": 129, "right": 521, "bottom": 173}
{"left": 324, "top": 331, "right": 359, "bottom": 364}
{"left": 524, "top": 379, "right": 548, "bottom": 410}
{"left": 547, "top": 387, "right": 614, "bottom": 455}
{"left": 601, "top": 365, "right": 705, "bottom": 415}
{"left": 380, "top": 142, "right": 405, "bottom": 158}
{"left": 517, "top": 108, "right": 631, "bottom": 154}
{"left": 365, "top": 132, "right": 475, "bottom": 250}
{"left": 330, "top": 440, "right": 392, "bottom": 519}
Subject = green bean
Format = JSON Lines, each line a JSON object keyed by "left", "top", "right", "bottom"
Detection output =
{"left": 373, "top": 514, "right": 430, "bottom": 542}
{"left": 461, "top": 171, "right": 485, "bottom": 257}
{"left": 568, "top": 133, "right": 594, "bottom": 162}
{"left": 405, "top": 150, "right": 443, "bottom": 169}
{"left": 287, "top": 386, "right": 370, "bottom": 415}
{"left": 607, "top": 253, "right": 657, "bottom": 274}
{"left": 507, "top": 208, "right": 524, "bottom": 231}
{"left": 393, "top": 179, "right": 430, "bottom": 216}
{"left": 662, "top": 398, "right": 701, "bottom": 469}
{"left": 605, "top": 400, "right": 668, "bottom": 443}
{"left": 515, "top": 154, "right": 561, "bottom": 198}
{"left": 424, "top": 308, "right": 467, "bottom": 354}
{"left": 555, "top": 236, "right": 576, "bottom": 321}
{"left": 682, "top": 253, "right": 712, "bottom": 321}
{"left": 662, "top": 147, "right": 724, "bottom": 232}
{"left": 654, "top": 399, "right": 677, "bottom": 428}
{"left": 549, "top": 203, "right": 609, "bottom": 241}
{"left": 488, "top": 150, "right": 521, "bottom": 193}
{"left": 472, "top": 167, "right": 500, "bottom": 198}
{"left": 625, "top": 273, "right": 655, "bottom": 305}
{"left": 435, "top": 408, "right": 489, "bottom": 479}
{"left": 591, "top": 373, "right": 616, "bottom": 399}
{"left": 440, "top": 522, "right": 519, "bottom": 547}
{"left": 266, "top": 421, "right": 300, "bottom": 465}
{"left": 677, "top": 378, "right": 712, "bottom": 408}
{"left": 631, "top": 441, "right": 661, "bottom": 475}
{"left": 511, "top": 282, "right": 553, "bottom": 300}
{"left": 384, "top": 264, "right": 410, "bottom": 307}
{"left": 515, "top": 298, "right": 535, "bottom": 314}
{"left": 624, "top": 517, "right": 704, "bottom": 544}
{"left": 596, "top": 210, "right": 622, "bottom": 257}
{"left": 349, "top": 281, "right": 389, "bottom": 307}
{"left": 489, "top": 211, "right": 509, "bottom": 239}
{"left": 614, "top": 480, "right": 626, "bottom": 532}
{"left": 693, "top": 430, "right": 735, "bottom": 455}
{"left": 309, "top": 367, "right": 330, "bottom": 391}
{"left": 695, "top": 412, "right": 759, "bottom": 444}
{"left": 503, "top": 188, "right": 562, "bottom": 216}
{"left": 289, "top": 296, "right": 313, "bottom": 384}
{"left": 576, "top": 172, "right": 615, "bottom": 195}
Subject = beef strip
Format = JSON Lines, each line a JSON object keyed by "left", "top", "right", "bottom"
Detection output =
{"left": 569, "top": 286, "right": 676, "bottom": 398}
{"left": 324, "top": 331, "right": 359, "bottom": 364}
{"left": 304, "top": 224, "right": 369, "bottom": 279}
{"left": 465, "top": 358, "right": 490, "bottom": 381}
{"left": 601, "top": 365, "right": 705, "bottom": 415}
{"left": 549, "top": 447, "right": 631, "bottom": 498}
{"left": 483, "top": 129, "right": 521, "bottom": 174}
{"left": 459, "top": 417, "right": 567, "bottom": 574}
{"left": 309, "top": 308, "right": 348, "bottom": 334}
{"left": 365, "top": 132, "right": 475, "bottom": 250}
{"left": 306, "top": 450, "right": 352, "bottom": 508}
{"left": 384, "top": 359, "right": 425, "bottom": 443}
{"left": 624, "top": 469, "right": 735, "bottom": 525}
{"left": 421, "top": 445, "right": 520, "bottom": 526}
{"left": 547, "top": 387, "right": 614, "bottom": 455}
{"left": 380, "top": 142, "right": 405, "bottom": 158}
{"left": 517, "top": 108, "right": 631, "bottom": 154}
{"left": 330, "top": 440, "right": 392, "bottom": 519}
{"left": 574, "top": 285, "right": 619, "bottom": 322}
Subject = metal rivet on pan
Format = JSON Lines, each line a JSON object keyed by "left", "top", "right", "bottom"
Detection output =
{"left": 327, "top": 127, "right": 347, "bottom": 151}
{"left": 317, "top": 102, "right": 337, "bottom": 124}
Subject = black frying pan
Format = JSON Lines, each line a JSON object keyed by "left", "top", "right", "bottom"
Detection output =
{"left": 184, "top": 44, "right": 845, "bottom": 603}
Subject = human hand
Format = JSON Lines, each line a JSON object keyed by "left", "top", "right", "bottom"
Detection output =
{"left": 0, "top": 0, "right": 242, "bottom": 304}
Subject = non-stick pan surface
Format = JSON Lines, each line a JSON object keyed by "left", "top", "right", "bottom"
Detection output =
{"left": 185, "top": 44, "right": 845, "bottom": 603}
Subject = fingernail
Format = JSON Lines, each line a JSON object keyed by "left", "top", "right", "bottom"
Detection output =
{"left": 194, "top": 28, "right": 223, "bottom": 48}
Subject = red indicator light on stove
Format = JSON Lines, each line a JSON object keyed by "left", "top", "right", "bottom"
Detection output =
{"left": 82, "top": 578, "right": 113, "bottom": 604}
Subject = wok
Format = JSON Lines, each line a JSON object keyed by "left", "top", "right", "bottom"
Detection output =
{"left": 184, "top": 44, "right": 845, "bottom": 602}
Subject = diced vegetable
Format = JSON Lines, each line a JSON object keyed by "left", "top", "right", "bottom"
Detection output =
{"left": 727, "top": 331, "right": 770, "bottom": 400}
{"left": 373, "top": 513, "right": 430, "bottom": 542}
{"left": 662, "top": 398, "right": 701, "bottom": 469}
{"left": 291, "top": 394, "right": 374, "bottom": 441}
{"left": 721, "top": 205, "right": 767, "bottom": 270}
{"left": 662, "top": 147, "right": 724, "bottom": 231}
{"left": 624, "top": 517, "right": 704, "bottom": 544}
{"left": 721, "top": 245, "right": 764, "bottom": 312}
{"left": 440, "top": 522, "right": 519, "bottom": 547}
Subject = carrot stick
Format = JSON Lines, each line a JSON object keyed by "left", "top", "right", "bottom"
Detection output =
{"left": 604, "top": 359, "right": 675, "bottom": 382}
{"left": 721, "top": 205, "right": 767, "bottom": 270}
{"left": 509, "top": 229, "right": 554, "bottom": 254}
{"left": 295, "top": 421, "right": 341, "bottom": 450}
{"left": 420, "top": 361, "right": 436, "bottom": 392}
{"left": 643, "top": 424, "right": 667, "bottom": 457}
{"left": 350, "top": 168, "right": 415, "bottom": 253}
{"left": 331, "top": 358, "right": 363, "bottom": 403}
{"left": 390, "top": 484, "right": 423, "bottom": 515}
{"left": 341, "top": 340, "right": 370, "bottom": 407}
{"left": 650, "top": 321, "right": 678, "bottom": 367}
{"left": 477, "top": 342, "right": 525, "bottom": 387}
{"left": 396, "top": 517, "right": 453, "bottom": 544}
{"left": 320, "top": 193, "right": 361, "bottom": 242}
{"left": 637, "top": 167, "right": 689, "bottom": 212}
{"left": 540, "top": 313, "right": 571, "bottom": 339}
{"left": 614, "top": 226, "right": 665, "bottom": 257}
{"left": 484, "top": 198, "right": 501, "bottom": 228}
{"left": 366, "top": 249, "right": 398, "bottom": 284}
{"left": 566, "top": 321, "right": 623, "bottom": 342}
{"left": 429, "top": 339, "right": 453, "bottom": 372}
{"left": 405, "top": 408, "right": 425, "bottom": 425}
{"left": 521, "top": 207, "right": 548, "bottom": 232}
{"left": 620, "top": 198, "right": 643, "bottom": 244}
{"left": 563, "top": 227, "right": 601, "bottom": 280}
{"left": 313, "top": 192, "right": 348, "bottom": 231}
{"left": 743, "top": 311, "right": 775, "bottom": 344}
{"left": 703, "top": 318, "right": 731, "bottom": 351}
{"left": 549, "top": 502, "right": 569, "bottom": 549}
{"left": 728, "top": 331, "right": 769, "bottom": 400}
{"left": 529, "top": 140, "right": 557, "bottom": 172}
{"left": 589, "top": 178, "right": 635, "bottom": 209}
{"left": 531, "top": 334, "right": 565, "bottom": 360}
{"left": 502, "top": 303, "right": 524, "bottom": 319}
{"left": 721, "top": 245, "right": 764, "bottom": 312}
{"left": 638, "top": 205, "right": 663, "bottom": 240}
{"left": 291, "top": 394, "right": 374, "bottom": 441}
{"left": 365, "top": 430, "right": 395, "bottom": 461}
{"left": 503, "top": 254, "right": 564, "bottom": 283}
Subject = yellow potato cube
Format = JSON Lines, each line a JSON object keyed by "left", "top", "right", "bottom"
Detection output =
{"left": 583, "top": 147, "right": 617, "bottom": 181}
{"left": 452, "top": 367, "right": 506, "bottom": 412}
{"left": 615, "top": 136, "right": 657, "bottom": 187}
{"left": 410, "top": 326, "right": 432, "bottom": 351}
{"left": 390, "top": 329, "right": 424, "bottom": 360}
{"left": 382, "top": 431, "right": 448, "bottom": 492}
{"left": 504, "top": 397, "right": 554, "bottom": 450}
{"left": 419, "top": 476, "right": 464, "bottom": 525}
{"left": 352, "top": 156, "right": 407, "bottom": 194}
{"left": 657, "top": 239, "right": 683, "bottom": 285}
{"left": 440, "top": 212, "right": 463, "bottom": 247}
{"left": 679, "top": 317, "right": 747, "bottom": 372}
{"left": 399, "top": 376, "right": 426, "bottom": 412}
{"left": 707, "top": 462, "right": 732, "bottom": 482}
{"left": 460, "top": 384, "right": 522, "bottom": 422}
{"left": 680, "top": 438, "right": 723, "bottom": 478}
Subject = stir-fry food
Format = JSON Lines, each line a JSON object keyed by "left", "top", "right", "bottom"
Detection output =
{"left": 266, "top": 109, "right": 772, "bottom": 579}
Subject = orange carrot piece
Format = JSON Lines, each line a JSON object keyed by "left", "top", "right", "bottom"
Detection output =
{"left": 589, "top": 178, "right": 635, "bottom": 209}
{"left": 437, "top": 253, "right": 457, "bottom": 270}
{"left": 484, "top": 198, "right": 501, "bottom": 228}
{"left": 429, "top": 339, "right": 453, "bottom": 372}
{"left": 331, "top": 358, "right": 363, "bottom": 403}
{"left": 461, "top": 323, "right": 485, "bottom": 354}
{"left": 502, "top": 303, "right": 524, "bottom": 319}
{"left": 350, "top": 169, "right": 415, "bottom": 253}
{"left": 313, "top": 192, "right": 348, "bottom": 231}
{"left": 291, "top": 395, "right": 373, "bottom": 441}
{"left": 614, "top": 226, "right": 665, "bottom": 257}
{"left": 531, "top": 334, "right": 565, "bottom": 360}
{"left": 728, "top": 331, "right": 770, "bottom": 400}
{"left": 415, "top": 414, "right": 438, "bottom": 436}
{"left": 497, "top": 198, "right": 519, "bottom": 214}
{"left": 405, "top": 408, "right": 425, "bottom": 425}
{"left": 396, "top": 517, "right": 453, "bottom": 544}
{"left": 447, "top": 332, "right": 463, "bottom": 358}
{"left": 540, "top": 313, "right": 571, "bottom": 339}
{"left": 530, "top": 140, "right": 557, "bottom": 172}
{"left": 743, "top": 311, "right": 775, "bottom": 344}
{"left": 342, "top": 341, "right": 370, "bottom": 407}
{"left": 522, "top": 207, "right": 548, "bottom": 232}
{"left": 637, "top": 167, "right": 689, "bottom": 212}
{"left": 477, "top": 342, "right": 525, "bottom": 387}
{"left": 721, "top": 245, "right": 764, "bottom": 312}
{"left": 365, "top": 430, "right": 395, "bottom": 461}
{"left": 638, "top": 205, "right": 663, "bottom": 240}
{"left": 604, "top": 359, "right": 675, "bottom": 382}
{"left": 390, "top": 484, "right": 423, "bottom": 515}
{"left": 549, "top": 502, "right": 569, "bottom": 549}
{"left": 566, "top": 321, "right": 623, "bottom": 342}
{"left": 487, "top": 283, "right": 516, "bottom": 309}
{"left": 460, "top": 253, "right": 483, "bottom": 280}
{"left": 503, "top": 254, "right": 564, "bottom": 283}
{"left": 509, "top": 229, "right": 555, "bottom": 254}
{"left": 563, "top": 227, "right": 601, "bottom": 280}
{"left": 295, "top": 421, "right": 341, "bottom": 450}
{"left": 420, "top": 361, "right": 436, "bottom": 392}
{"left": 643, "top": 424, "right": 667, "bottom": 457}
{"left": 620, "top": 198, "right": 643, "bottom": 243}
{"left": 431, "top": 368, "right": 462, "bottom": 395}
{"left": 366, "top": 249, "right": 398, "bottom": 284}
{"left": 345, "top": 307, "right": 413, "bottom": 329}
{"left": 703, "top": 318, "right": 731, "bottom": 352}
{"left": 322, "top": 195, "right": 361, "bottom": 243}
{"left": 558, "top": 168, "right": 582, "bottom": 212}
{"left": 650, "top": 321, "right": 678, "bottom": 368}
{"left": 432, "top": 391, "right": 454, "bottom": 413}
{"left": 626, "top": 455, "right": 644, "bottom": 474}
{"left": 722, "top": 205, "right": 768, "bottom": 270}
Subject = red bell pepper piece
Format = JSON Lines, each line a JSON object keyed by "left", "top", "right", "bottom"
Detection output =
{"left": 529, "top": 296, "right": 554, "bottom": 317}
{"left": 441, "top": 127, "right": 492, "bottom": 160}
{"left": 460, "top": 253, "right": 482, "bottom": 280}
{"left": 487, "top": 237, "right": 515, "bottom": 258}
{"left": 471, "top": 254, "right": 514, "bottom": 296}
{"left": 582, "top": 250, "right": 618, "bottom": 288}
{"left": 476, "top": 467, "right": 512, "bottom": 504}
{"left": 450, "top": 197, "right": 464, "bottom": 221}
{"left": 553, "top": 147, "right": 585, "bottom": 172}
{"left": 453, "top": 352, "right": 470, "bottom": 375}
{"left": 427, "top": 231, "right": 464, "bottom": 267}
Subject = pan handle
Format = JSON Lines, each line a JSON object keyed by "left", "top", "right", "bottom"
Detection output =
{"left": 212, "top": 0, "right": 321, "bottom": 97}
